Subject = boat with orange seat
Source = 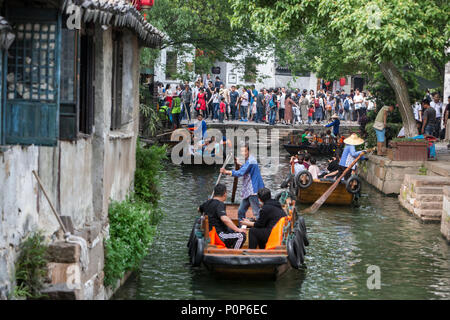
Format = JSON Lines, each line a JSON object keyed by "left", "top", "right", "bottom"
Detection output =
{"left": 187, "top": 200, "right": 309, "bottom": 279}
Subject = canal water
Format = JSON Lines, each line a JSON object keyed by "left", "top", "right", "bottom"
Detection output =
{"left": 114, "top": 148, "right": 450, "bottom": 300}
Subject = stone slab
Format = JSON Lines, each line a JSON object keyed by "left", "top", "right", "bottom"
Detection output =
{"left": 47, "top": 241, "right": 80, "bottom": 263}
{"left": 405, "top": 174, "right": 450, "bottom": 187}
{"left": 40, "top": 283, "right": 81, "bottom": 300}
{"left": 442, "top": 186, "right": 450, "bottom": 242}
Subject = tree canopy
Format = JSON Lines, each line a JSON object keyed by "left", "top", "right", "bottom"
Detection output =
{"left": 141, "top": 0, "right": 270, "bottom": 80}
{"left": 231, "top": 0, "right": 449, "bottom": 136}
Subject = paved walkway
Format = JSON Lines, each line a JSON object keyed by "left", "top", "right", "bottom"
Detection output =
{"left": 180, "top": 119, "right": 360, "bottom": 130}
{"left": 428, "top": 142, "right": 450, "bottom": 177}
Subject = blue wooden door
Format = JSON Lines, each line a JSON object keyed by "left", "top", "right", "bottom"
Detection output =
{"left": 2, "top": 8, "right": 61, "bottom": 146}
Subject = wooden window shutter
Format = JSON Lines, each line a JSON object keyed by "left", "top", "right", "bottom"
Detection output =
{"left": 3, "top": 8, "right": 61, "bottom": 146}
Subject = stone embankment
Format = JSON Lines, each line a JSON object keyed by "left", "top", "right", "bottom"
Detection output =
{"left": 398, "top": 175, "right": 450, "bottom": 223}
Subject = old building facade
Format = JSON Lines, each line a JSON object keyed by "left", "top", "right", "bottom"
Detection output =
{"left": 0, "top": 0, "right": 162, "bottom": 299}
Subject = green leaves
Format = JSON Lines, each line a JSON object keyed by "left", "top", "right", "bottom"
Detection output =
{"left": 104, "top": 197, "right": 162, "bottom": 288}
{"left": 134, "top": 143, "right": 168, "bottom": 205}
{"left": 143, "top": 0, "right": 271, "bottom": 76}
{"left": 231, "top": 0, "right": 449, "bottom": 81}
{"left": 14, "top": 232, "right": 48, "bottom": 299}
{"left": 104, "top": 143, "right": 167, "bottom": 288}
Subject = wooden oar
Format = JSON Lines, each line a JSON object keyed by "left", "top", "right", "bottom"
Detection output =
{"left": 210, "top": 152, "right": 233, "bottom": 199}
{"left": 231, "top": 157, "right": 241, "bottom": 203}
{"left": 302, "top": 149, "right": 369, "bottom": 214}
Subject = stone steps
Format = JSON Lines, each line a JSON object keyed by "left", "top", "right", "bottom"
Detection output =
{"left": 413, "top": 186, "right": 444, "bottom": 195}
{"left": 399, "top": 174, "right": 447, "bottom": 223}
{"left": 410, "top": 194, "right": 443, "bottom": 202}
{"left": 413, "top": 201, "right": 443, "bottom": 210}
{"left": 414, "top": 209, "right": 444, "bottom": 221}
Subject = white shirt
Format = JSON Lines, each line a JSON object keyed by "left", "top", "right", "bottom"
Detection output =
{"left": 294, "top": 163, "right": 306, "bottom": 176}
{"left": 280, "top": 93, "right": 286, "bottom": 109}
{"left": 413, "top": 103, "right": 422, "bottom": 121}
{"left": 241, "top": 92, "right": 249, "bottom": 106}
{"left": 354, "top": 94, "right": 363, "bottom": 108}
{"left": 430, "top": 101, "right": 443, "bottom": 118}
{"left": 308, "top": 165, "right": 320, "bottom": 180}
{"left": 192, "top": 87, "right": 199, "bottom": 102}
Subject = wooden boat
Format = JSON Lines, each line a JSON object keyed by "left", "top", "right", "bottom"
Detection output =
{"left": 297, "top": 179, "right": 355, "bottom": 205}
{"left": 187, "top": 201, "right": 308, "bottom": 279}
{"left": 283, "top": 144, "right": 337, "bottom": 157}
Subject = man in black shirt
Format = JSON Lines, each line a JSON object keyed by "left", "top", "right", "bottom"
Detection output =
{"left": 241, "top": 188, "right": 286, "bottom": 249}
{"left": 256, "top": 89, "right": 265, "bottom": 123}
{"left": 199, "top": 184, "right": 246, "bottom": 249}
{"left": 421, "top": 99, "right": 436, "bottom": 136}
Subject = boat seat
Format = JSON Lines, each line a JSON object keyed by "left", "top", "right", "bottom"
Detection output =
{"left": 209, "top": 226, "right": 226, "bottom": 248}
{"left": 265, "top": 217, "right": 287, "bottom": 250}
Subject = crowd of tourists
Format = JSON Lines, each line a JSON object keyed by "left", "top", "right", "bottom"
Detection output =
{"left": 156, "top": 75, "right": 376, "bottom": 128}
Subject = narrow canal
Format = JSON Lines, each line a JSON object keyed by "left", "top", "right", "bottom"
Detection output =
{"left": 114, "top": 148, "right": 450, "bottom": 300}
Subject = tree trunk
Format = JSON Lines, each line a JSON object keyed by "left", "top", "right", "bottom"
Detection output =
{"left": 379, "top": 61, "right": 418, "bottom": 137}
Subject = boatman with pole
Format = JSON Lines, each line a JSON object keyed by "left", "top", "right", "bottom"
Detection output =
{"left": 338, "top": 133, "right": 366, "bottom": 180}
{"left": 220, "top": 144, "right": 265, "bottom": 223}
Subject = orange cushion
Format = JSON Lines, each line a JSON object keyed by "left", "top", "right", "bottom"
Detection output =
{"left": 265, "top": 217, "right": 287, "bottom": 250}
{"left": 209, "top": 226, "right": 226, "bottom": 248}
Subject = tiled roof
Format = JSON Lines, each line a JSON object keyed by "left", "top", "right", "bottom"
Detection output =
{"left": 62, "top": 0, "right": 163, "bottom": 48}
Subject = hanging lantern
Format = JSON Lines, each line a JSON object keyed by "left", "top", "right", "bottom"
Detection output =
{"left": 340, "top": 77, "right": 346, "bottom": 86}
{"left": 132, "top": 0, "right": 154, "bottom": 11}
{"left": 140, "top": 0, "right": 154, "bottom": 9}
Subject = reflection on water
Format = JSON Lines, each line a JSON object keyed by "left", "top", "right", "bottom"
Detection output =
{"left": 114, "top": 151, "right": 450, "bottom": 300}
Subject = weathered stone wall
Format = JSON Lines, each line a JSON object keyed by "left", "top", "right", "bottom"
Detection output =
{"left": 359, "top": 155, "right": 424, "bottom": 195}
{"left": 442, "top": 186, "right": 450, "bottom": 242}
{"left": 0, "top": 140, "right": 94, "bottom": 299}
{"left": 0, "top": 27, "right": 142, "bottom": 299}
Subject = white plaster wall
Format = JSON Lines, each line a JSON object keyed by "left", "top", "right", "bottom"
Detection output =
{"left": 444, "top": 47, "right": 450, "bottom": 104}
{"left": 105, "top": 31, "right": 139, "bottom": 204}
{"left": 59, "top": 139, "right": 94, "bottom": 228}
{"left": 0, "top": 146, "right": 40, "bottom": 298}
{"left": 154, "top": 45, "right": 195, "bottom": 86}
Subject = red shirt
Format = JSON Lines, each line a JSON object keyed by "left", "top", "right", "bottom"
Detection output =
{"left": 220, "top": 102, "right": 226, "bottom": 113}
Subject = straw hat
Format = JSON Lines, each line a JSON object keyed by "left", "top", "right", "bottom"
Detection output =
{"left": 344, "top": 133, "right": 364, "bottom": 145}
{"left": 331, "top": 114, "right": 339, "bottom": 119}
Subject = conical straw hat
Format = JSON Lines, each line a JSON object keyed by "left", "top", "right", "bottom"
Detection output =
{"left": 344, "top": 133, "right": 364, "bottom": 145}
{"left": 331, "top": 114, "right": 339, "bottom": 119}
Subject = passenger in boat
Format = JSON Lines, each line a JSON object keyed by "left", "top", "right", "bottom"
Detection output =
{"left": 301, "top": 130, "right": 311, "bottom": 145}
{"left": 303, "top": 153, "right": 311, "bottom": 169}
{"left": 338, "top": 133, "right": 365, "bottom": 180}
{"left": 241, "top": 188, "right": 286, "bottom": 249}
{"left": 319, "top": 153, "right": 340, "bottom": 180}
{"left": 220, "top": 144, "right": 265, "bottom": 222}
{"left": 199, "top": 184, "right": 246, "bottom": 249}
{"left": 308, "top": 158, "right": 320, "bottom": 180}
{"left": 290, "top": 154, "right": 306, "bottom": 176}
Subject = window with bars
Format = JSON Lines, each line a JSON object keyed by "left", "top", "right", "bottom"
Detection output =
{"left": 111, "top": 32, "right": 123, "bottom": 131}
{"left": 2, "top": 8, "right": 61, "bottom": 146}
{"left": 6, "top": 22, "right": 57, "bottom": 101}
